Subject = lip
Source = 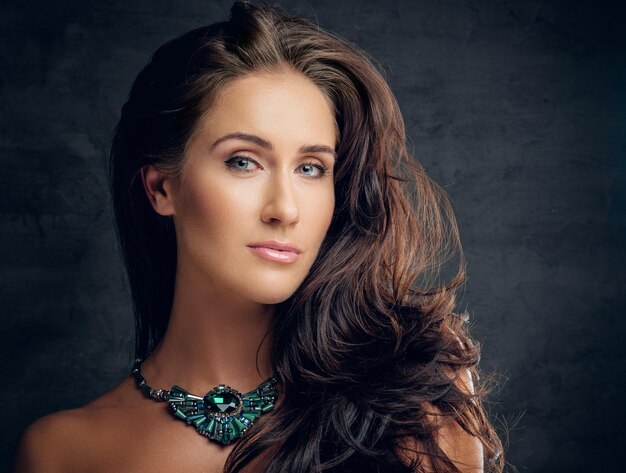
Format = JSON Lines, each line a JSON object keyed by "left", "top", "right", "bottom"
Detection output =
{"left": 247, "top": 240, "right": 302, "bottom": 254}
{"left": 247, "top": 240, "right": 302, "bottom": 263}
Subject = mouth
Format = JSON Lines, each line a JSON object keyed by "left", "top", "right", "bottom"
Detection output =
{"left": 247, "top": 240, "right": 302, "bottom": 263}
{"left": 247, "top": 240, "right": 302, "bottom": 253}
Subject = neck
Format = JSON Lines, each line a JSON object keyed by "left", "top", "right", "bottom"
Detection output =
{"left": 140, "top": 261, "right": 276, "bottom": 395}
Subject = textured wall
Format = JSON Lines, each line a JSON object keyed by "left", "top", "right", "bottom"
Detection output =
{"left": 1, "top": 0, "right": 624, "bottom": 471}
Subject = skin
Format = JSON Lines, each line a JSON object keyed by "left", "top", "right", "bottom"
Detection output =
{"left": 397, "top": 368, "right": 485, "bottom": 472}
{"left": 12, "top": 68, "right": 483, "bottom": 473}
{"left": 12, "top": 68, "right": 337, "bottom": 473}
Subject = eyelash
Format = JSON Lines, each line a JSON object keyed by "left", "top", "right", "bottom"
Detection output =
{"left": 224, "top": 155, "right": 330, "bottom": 180}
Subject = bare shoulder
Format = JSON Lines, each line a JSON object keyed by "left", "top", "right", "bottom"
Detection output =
{"left": 396, "top": 368, "right": 484, "bottom": 473}
{"left": 12, "top": 407, "right": 90, "bottom": 473}
{"left": 12, "top": 377, "right": 137, "bottom": 473}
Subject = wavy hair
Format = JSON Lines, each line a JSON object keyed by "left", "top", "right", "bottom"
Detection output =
{"left": 109, "top": 2, "right": 504, "bottom": 471}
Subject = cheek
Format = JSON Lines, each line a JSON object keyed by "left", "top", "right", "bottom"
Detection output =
{"left": 177, "top": 178, "right": 246, "bottom": 243}
{"left": 304, "top": 186, "right": 335, "bottom": 238}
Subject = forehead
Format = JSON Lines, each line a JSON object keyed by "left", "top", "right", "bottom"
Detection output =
{"left": 193, "top": 69, "right": 338, "bottom": 149}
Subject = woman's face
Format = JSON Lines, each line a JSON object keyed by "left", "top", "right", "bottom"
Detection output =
{"left": 161, "top": 69, "right": 337, "bottom": 305}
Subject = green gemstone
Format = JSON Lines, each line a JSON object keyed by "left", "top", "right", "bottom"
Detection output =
{"left": 173, "top": 408, "right": 186, "bottom": 420}
{"left": 230, "top": 420, "right": 241, "bottom": 436}
{"left": 204, "top": 390, "right": 241, "bottom": 415}
{"left": 223, "top": 427, "right": 234, "bottom": 444}
{"left": 232, "top": 417, "right": 246, "bottom": 432}
{"left": 206, "top": 418, "right": 215, "bottom": 433}
{"left": 242, "top": 412, "right": 258, "bottom": 422}
{"left": 261, "top": 403, "right": 274, "bottom": 413}
{"left": 187, "top": 414, "right": 206, "bottom": 427}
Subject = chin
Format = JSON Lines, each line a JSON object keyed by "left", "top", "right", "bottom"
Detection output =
{"left": 242, "top": 280, "right": 302, "bottom": 305}
{"left": 241, "top": 269, "right": 309, "bottom": 305}
{"left": 253, "top": 290, "right": 298, "bottom": 305}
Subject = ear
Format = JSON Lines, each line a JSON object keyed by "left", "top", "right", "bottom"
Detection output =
{"left": 140, "top": 164, "right": 176, "bottom": 216}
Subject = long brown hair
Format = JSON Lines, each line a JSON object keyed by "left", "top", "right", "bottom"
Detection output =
{"left": 109, "top": 2, "right": 504, "bottom": 471}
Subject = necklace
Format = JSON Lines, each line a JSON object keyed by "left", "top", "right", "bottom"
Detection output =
{"left": 131, "top": 358, "right": 280, "bottom": 446}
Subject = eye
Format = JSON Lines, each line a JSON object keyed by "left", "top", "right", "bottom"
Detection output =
{"left": 224, "top": 155, "right": 260, "bottom": 173}
{"left": 298, "top": 161, "right": 329, "bottom": 179}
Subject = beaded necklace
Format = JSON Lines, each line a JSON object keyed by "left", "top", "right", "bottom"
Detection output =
{"left": 132, "top": 358, "right": 280, "bottom": 445}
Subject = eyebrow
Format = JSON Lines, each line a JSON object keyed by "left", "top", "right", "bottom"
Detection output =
{"left": 209, "top": 132, "right": 338, "bottom": 160}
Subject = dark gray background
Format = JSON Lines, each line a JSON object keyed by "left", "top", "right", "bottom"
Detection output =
{"left": 2, "top": 0, "right": 624, "bottom": 471}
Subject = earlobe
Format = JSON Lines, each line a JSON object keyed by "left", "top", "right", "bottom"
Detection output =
{"left": 140, "top": 164, "right": 176, "bottom": 216}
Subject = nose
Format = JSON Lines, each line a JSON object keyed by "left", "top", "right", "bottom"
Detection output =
{"left": 260, "top": 170, "right": 300, "bottom": 225}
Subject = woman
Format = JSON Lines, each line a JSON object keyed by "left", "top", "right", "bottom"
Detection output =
{"left": 13, "top": 2, "right": 504, "bottom": 472}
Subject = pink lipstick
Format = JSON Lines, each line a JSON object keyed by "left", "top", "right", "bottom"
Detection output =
{"left": 247, "top": 240, "right": 301, "bottom": 263}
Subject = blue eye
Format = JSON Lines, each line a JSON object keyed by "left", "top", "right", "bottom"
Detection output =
{"left": 224, "top": 155, "right": 259, "bottom": 172}
{"left": 298, "top": 162, "right": 328, "bottom": 179}
{"left": 224, "top": 156, "right": 329, "bottom": 179}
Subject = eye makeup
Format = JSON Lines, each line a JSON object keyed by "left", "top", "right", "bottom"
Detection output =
{"left": 224, "top": 155, "right": 331, "bottom": 180}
